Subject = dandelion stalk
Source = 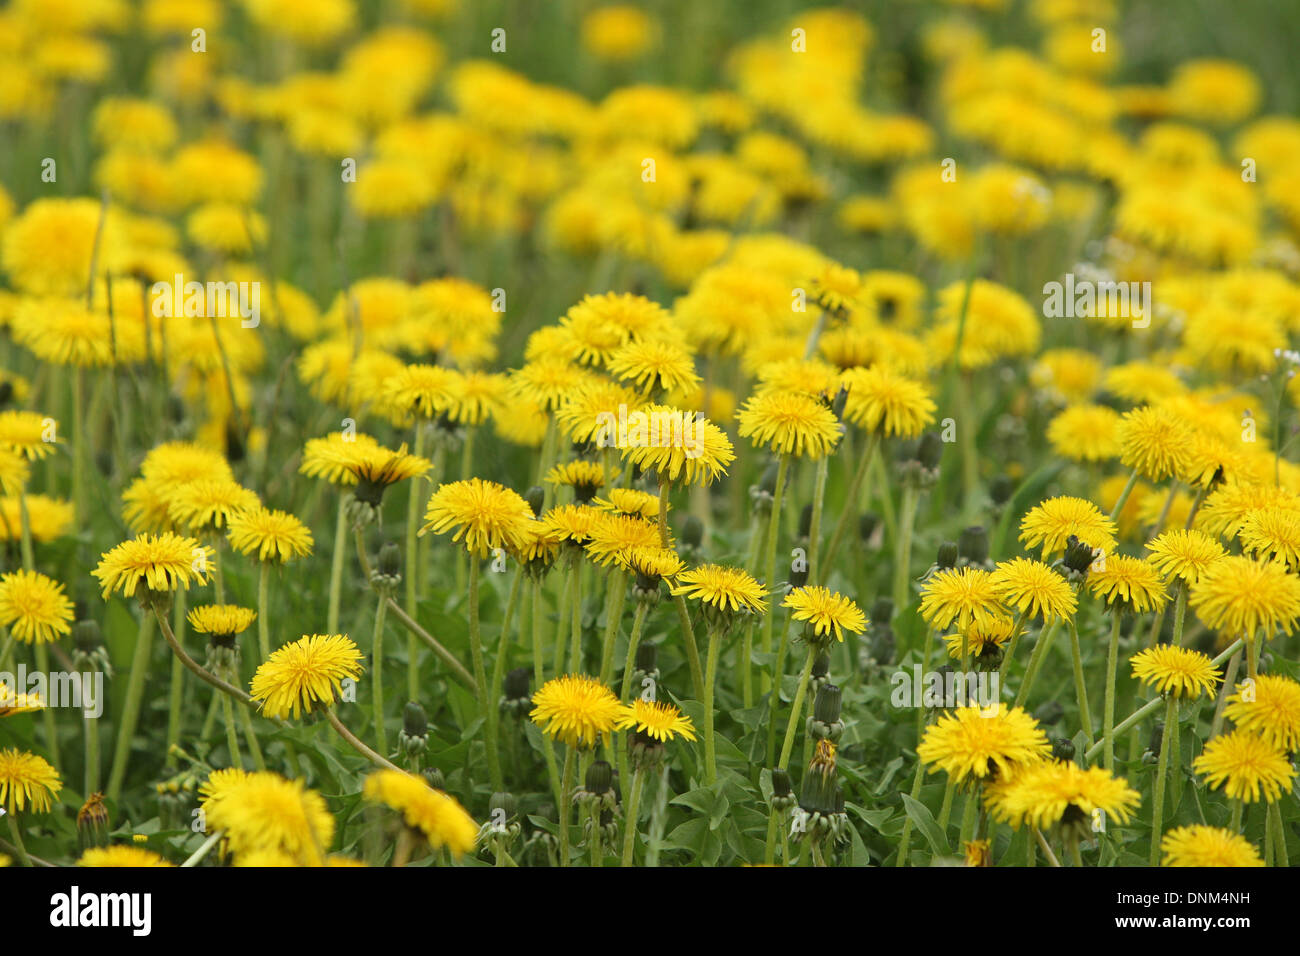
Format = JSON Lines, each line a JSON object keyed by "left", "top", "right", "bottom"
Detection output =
{"left": 1102, "top": 614, "right": 1122, "bottom": 771}
{"left": 806, "top": 455, "right": 829, "bottom": 584}
{"left": 892, "top": 482, "right": 919, "bottom": 613}
{"left": 1068, "top": 619, "right": 1095, "bottom": 745}
{"left": 371, "top": 594, "right": 389, "bottom": 756}
{"left": 327, "top": 496, "right": 347, "bottom": 634}
{"left": 404, "top": 422, "right": 427, "bottom": 700}
{"left": 777, "top": 645, "right": 816, "bottom": 770}
{"left": 702, "top": 625, "right": 724, "bottom": 785}
{"left": 6, "top": 813, "right": 30, "bottom": 867}
{"left": 621, "top": 764, "right": 647, "bottom": 867}
{"left": 106, "top": 612, "right": 155, "bottom": 802}
{"left": 760, "top": 455, "right": 790, "bottom": 691}
{"left": 324, "top": 707, "right": 402, "bottom": 771}
{"left": 164, "top": 590, "right": 187, "bottom": 766}
{"left": 824, "top": 435, "right": 878, "bottom": 571}
{"left": 558, "top": 745, "right": 575, "bottom": 867}
{"left": 220, "top": 692, "right": 244, "bottom": 771}
{"left": 1108, "top": 467, "right": 1140, "bottom": 522}
{"left": 467, "top": 556, "right": 504, "bottom": 793}
{"left": 1014, "top": 619, "right": 1060, "bottom": 708}
{"left": 597, "top": 570, "right": 626, "bottom": 686}
{"left": 1149, "top": 694, "right": 1177, "bottom": 865}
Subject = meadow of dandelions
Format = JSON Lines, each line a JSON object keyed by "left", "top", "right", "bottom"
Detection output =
{"left": 0, "top": 0, "right": 1298, "bottom": 869}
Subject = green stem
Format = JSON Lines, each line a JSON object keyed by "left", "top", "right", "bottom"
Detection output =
{"left": 327, "top": 495, "right": 347, "bottom": 634}
{"left": 621, "top": 764, "right": 645, "bottom": 866}
{"left": 468, "top": 558, "right": 503, "bottom": 793}
{"left": 221, "top": 691, "right": 244, "bottom": 770}
{"left": 823, "top": 434, "right": 878, "bottom": 571}
{"left": 405, "top": 422, "right": 427, "bottom": 703}
{"left": 371, "top": 594, "right": 389, "bottom": 756}
{"left": 778, "top": 646, "right": 816, "bottom": 771}
{"left": 1149, "top": 696, "right": 1176, "bottom": 865}
{"left": 703, "top": 626, "right": 724, "bottom": 785}
{"left": 1102, "top": 614, "right": 1121, "bottom": 771}
{"left": 1014, "top": 619, "right": 1060, "bottom": 708}
{"left": 807, "top": 456, "right": 829, "bottom": 585}
{"left": 597, "top": 570, "right": 626, "bottom": 686}
{"left": 672, "top": 593, "right": 705, "bottom": 699}
{"left": 1108, "top": 467, "right": 1140, "bottom": 522}
{"left": 558, "top": 745, "right": 575, "bottom": 867}
{"left": 1068, "top": 619, "right": 1095, "bottom": 746}
{"left": 760, "top": 456, "right": 791, "bottom": 693}
{"left": 107, "top": 612, "right": 156, "bottom": 803}
{"left": 256, "top": 562, "right": 271, "bottom": 662}
{"left": 6, "top": 813, "right": 29, "bottom": 867}
{"left": 892, "top": 483, "right": 919, "bottom": 613}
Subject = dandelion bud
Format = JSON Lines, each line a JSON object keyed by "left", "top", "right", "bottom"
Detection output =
{"left": 378, "top": 542, "right": 402, "bottom": 578}
{"left": 402, "top": 701, "right": 427, "bottom": 738}
{"left": 811, "top": 650, "right": 831, "bottom": 691}
{"left": 809, "top": 683, "right": 844, "bottom": 742}
{"left": 525, "top": 485, "right": 545, "bottom": 516}
{"left": 798, "top": 503, "right": 813, "bottom": 538}
{"left": 635, "top": 642, "right": 657, "bottom": 675}
{"left": 584, "top": 760, "right": 614, "bottom": 795}
{"left": 917, "top": 431, "right": 943, "bottom": 470}
{"left": 989, "top": 474, "right": 1014, "bottom": 507}
{"left": 1051, "top": 737, "right": 1075, "bottom": 763}
{"left": 1062, "top": 535, "right": 1096, "bottom": 579}
{"left": 501, "top": 667, "right": 532, "bottom": 718}
{"left": 489, "top": 791, "right": 517, "bottom": 823}
{"left": 423, "top": 767, "right": 445, "bottom": 790}
{"left": 789, "top": 562, "right": 809, "bottom": 589}
{"left": 399, "top": 701, "right": 429, "bottom": 760}
{"left": 959, "top": 526, "right": 989, "bottom": 567}
{"left": 936, "top": 540, "right": 959, "bottom": 570}
{"left": 770, "top": 767, "right": 795, "bottom": 811}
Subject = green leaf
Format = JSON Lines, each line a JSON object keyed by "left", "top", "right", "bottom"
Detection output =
{"left": 900, "top": 793, "right": 947, "bottom": 857}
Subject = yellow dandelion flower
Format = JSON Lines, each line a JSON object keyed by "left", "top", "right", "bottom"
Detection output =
{"left": 1224, "top": 674, "right": 1300, "bottom": 752}
{"left": 1046, "top": 404, "right": 1122, "bottom": 463}
{"left": 1189, "top": 554, "right": 1300, "bottom": 639}
{"left": 166, "top": 477, "right": 260, "bottom": 533}
{"left": 736, "top": 390, "right": 841, "bottom": 459}
{"left": 1145, "top": 529, "right": 1226, "bottom": 584}
{"left": 839, "top": 365, "right": 936, "bottom": 439}
{"left": 583, "top": 512, "right": 663, "bottom": 569}
{"left": 614, "top": 405, "right": 735, "bottom": 486}
{"left": 0, "top": 571, "right": 73, "bottom": 644}
{"left": 0, "top": 748, "right": 61, "bottom": 813}
{"left": 985, "top": 760, "right": 1141, "bottom": 831}
{"left": 615, "top": 698, "right": 697, "bottom": 742}
{"left": 919, "top": 568, "right": 1002, "bottom": 633}
{"left": 188, "top": 604, "right": 256, "bottom": 637}
{"left": 990, "top": 558, "right": 1077, "bottom": 623}
{"left": 0, "top": 410, "right": 57, "bottom": 460}
{"left": 530, "top": 674, "right": 623, "bottom": 749}
{"left": 363, "top": 770, "right": 478, "bottom": 857}
{"left": 1239, "top": 505, "right": 1300, "bottom": 569}
{"left": 1019, "top": 496, "right": 1117, "bottom": 559}
{"left": 672, "top": 564, "right": 768, "bottom": 617}
{"left": 227, "top": 506, "right": 313, "bottom": 563}
{"left": 1130, "top": 645, "right": 1221, "bottom": 699}
{"left": 917, "top": 703, "right": 1051, "bottom": 785}
{"left": 1118, "top": 405, "right": 1190, "bottom": 481}
{"left": 607, "top": 337, "right": 700, "bottom": 396}
{"left": 1193, "top": 730, "right": 1295, "bottom": 803}
{"left": 1088, "top": 555, "right": 1168, "bottom": 614}
{"left": 249, "top": 634, "right": 363, "bottom": 719}
{"left": 1161, "top": 825, "right": 1263, "bottom": 867}
{"left": 421, "top": 478, "right": 535, "bottom": 557}
{"left": 78, "top": 846, "right": 173, "bottom": 867}
{"left": 93, "top": 532, "right": 213, "bottom": 599}
{"left": 203, "top": 771, "right": 335, "bottom": 866}
{"left": 782, "top": 586, "right": 867, "bottom": 641}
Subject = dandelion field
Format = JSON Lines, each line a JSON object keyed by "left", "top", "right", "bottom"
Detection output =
{"left": 0, "top": 0, "right": 1298, "bottom": 884}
